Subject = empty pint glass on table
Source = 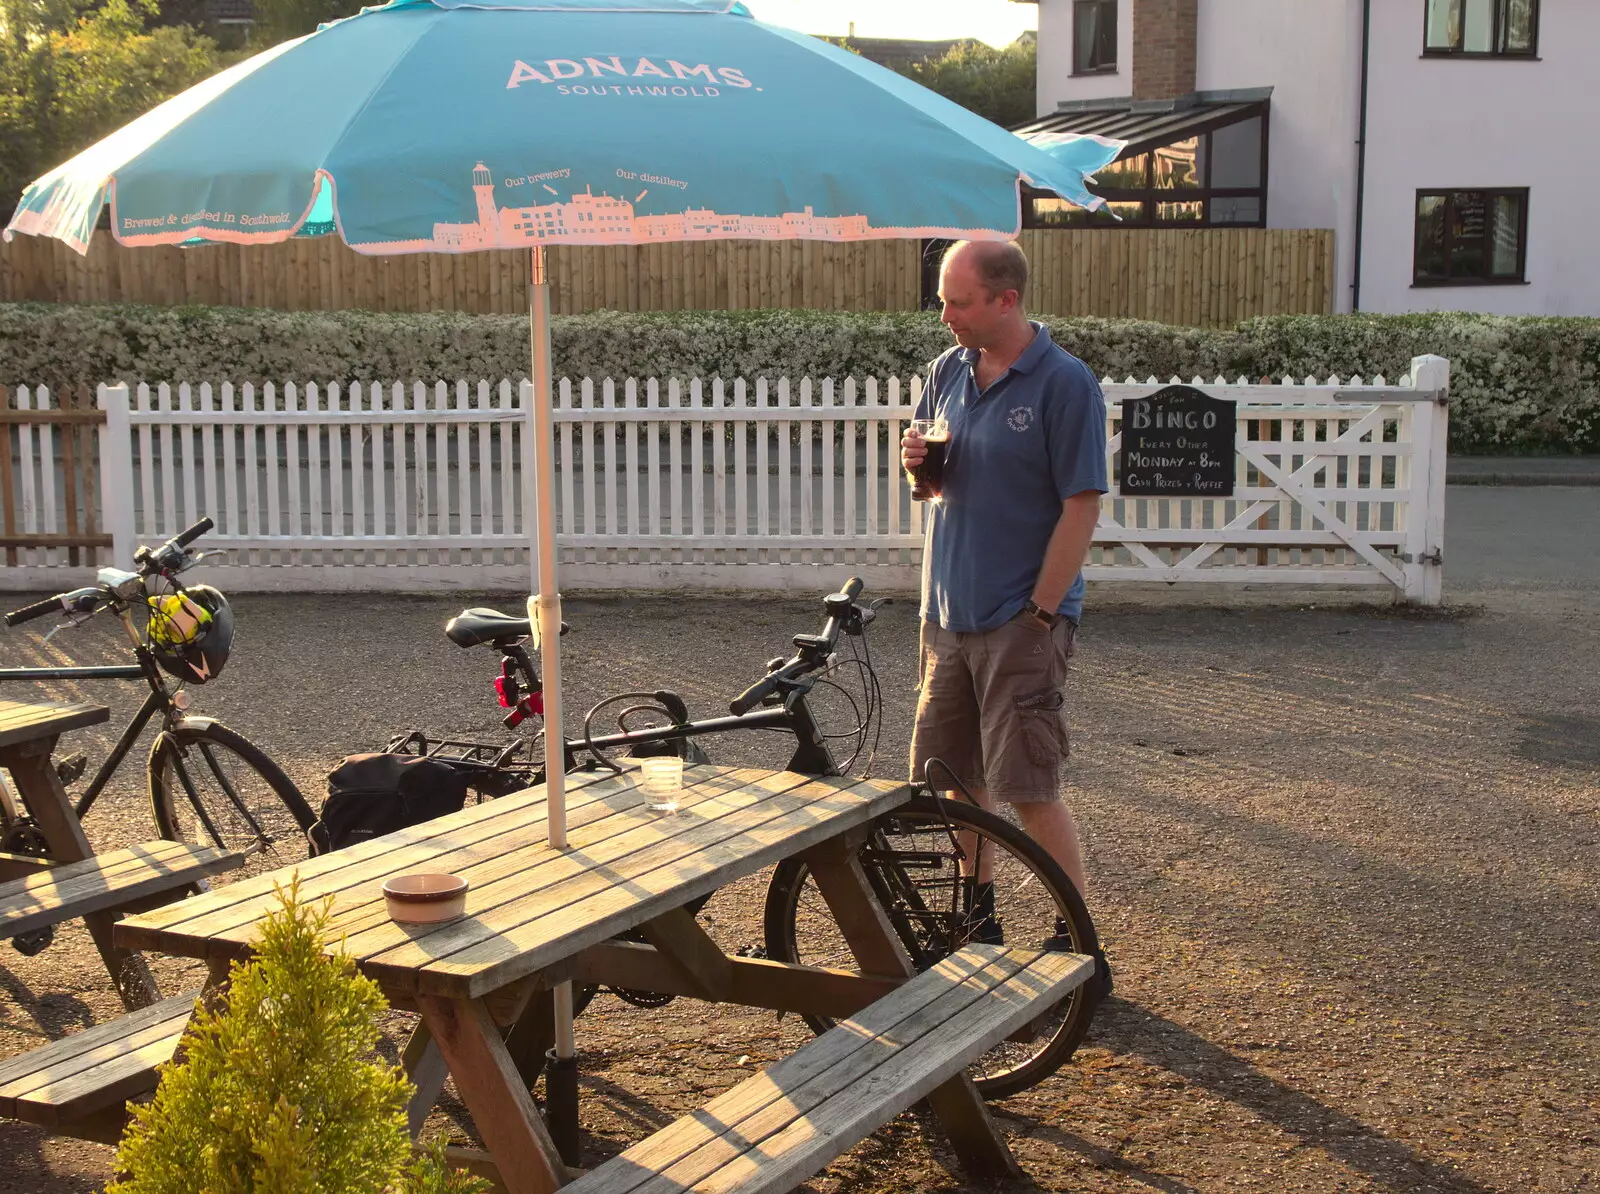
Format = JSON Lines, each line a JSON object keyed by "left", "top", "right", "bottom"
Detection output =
{"left": 907, "top": 418, "right": 951, "bottom": 499}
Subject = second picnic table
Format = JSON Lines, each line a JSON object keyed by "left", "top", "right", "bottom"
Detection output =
{"left": 115, "top": 762, "right": 1089, "bottom": 1193}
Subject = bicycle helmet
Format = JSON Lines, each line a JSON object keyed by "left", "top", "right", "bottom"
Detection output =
{"left": 147, "top": 586, "right": 234, "bottom": 684}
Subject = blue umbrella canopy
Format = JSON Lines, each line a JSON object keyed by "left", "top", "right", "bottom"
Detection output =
{"left": 5, "top": 0, "right": 1123, "bottom": 254}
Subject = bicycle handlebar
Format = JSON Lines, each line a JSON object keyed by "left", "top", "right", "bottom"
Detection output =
{"left": 4, "top": 595, "right": 65, "bottom": 627}
{"left": 173, "top": 517, "right": 214, "bottom": 549}
{"left": 727, "top": 576, "right": 867, "bottom": 716}
{"left": 6, "top": 517, "right": 219, "bottom": 630}
{"left": 729, "top": 671, "right": 787, "bottom": 717}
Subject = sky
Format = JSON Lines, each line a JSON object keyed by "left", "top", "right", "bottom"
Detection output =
{"left": 742, "top": 0, "right": 1038, "bottom": 49}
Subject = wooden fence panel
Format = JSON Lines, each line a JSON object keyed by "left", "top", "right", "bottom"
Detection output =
{"left": 0, "top": 229, "right": 1331, "bottom": 324}
{"left": 1017, "top": 228, "right": 1334, "bottom": 325}
{"left": 0, "top": 235, "right": 921, "bottom": 316}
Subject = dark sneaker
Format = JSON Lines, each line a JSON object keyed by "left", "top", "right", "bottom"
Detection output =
{"left": 1043, "top": 917, "right": 1113, "bottom": 1004}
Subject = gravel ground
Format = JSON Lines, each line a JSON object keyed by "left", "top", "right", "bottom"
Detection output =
{"left": 1, "top": 578, "right": 1596, "bottom": 1193}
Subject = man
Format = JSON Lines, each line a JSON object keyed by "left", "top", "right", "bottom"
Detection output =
{"left": 902, "top": 239, "right": 1109, "bottom": 990}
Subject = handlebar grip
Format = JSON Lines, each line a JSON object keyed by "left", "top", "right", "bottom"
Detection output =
{"left": 841, "top": 576, "right": 864, "bottom": 601}
{"left": 730, "top": 675, "right": 781, "bottom": 717}
{"left": 5, "top": 595, "right": 64, "bottom": 627}
{"left": 173, "top": 517, "right": 214, "bottom": 548}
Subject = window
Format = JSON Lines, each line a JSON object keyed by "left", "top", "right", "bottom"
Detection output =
{"left": 1424, "top": 0, "right": 1538, "bottom": 56}
{"left": 1025, "top": 108, "right": 1269, "bottom": 229}
{"left": 1414, "top": 189, "right": 1527, "bottom": 285}
{"left": 1074, "top": 0, "right": 1117, "bottom": 74}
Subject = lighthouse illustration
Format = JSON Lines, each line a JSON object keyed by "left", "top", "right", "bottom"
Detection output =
{"left": 472, "top": 163, "right": 497, "bottom": 233}
{"left": 422, "top": 162, "right": 873, "bottom": 250}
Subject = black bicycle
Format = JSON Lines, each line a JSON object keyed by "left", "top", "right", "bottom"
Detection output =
{"left": 0, "top": 518, "right": 316, "bottom": 913}
{"left": 395, "top": 578, "right": 1105, "bottom": 1097}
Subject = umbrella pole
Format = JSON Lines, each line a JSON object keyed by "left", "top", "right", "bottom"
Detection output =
{"left": 526, "top": 244, "right": 566, "bottom": 852}
{"left": 529, "top": 243, "right": 581, "bottom": 1166}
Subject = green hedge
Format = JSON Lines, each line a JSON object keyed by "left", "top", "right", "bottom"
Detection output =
{"left": 1, "top": 303, "right": 1595, "bottom": 453}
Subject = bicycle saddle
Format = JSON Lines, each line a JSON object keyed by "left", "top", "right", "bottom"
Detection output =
{"left": 445, "top": 608, "right": 531, "bottom": 648}
{"left": 444, "top": 609, "right": 569, "bottom": 649}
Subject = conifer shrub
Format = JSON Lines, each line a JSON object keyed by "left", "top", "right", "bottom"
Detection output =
{"left": 109, "top": 880, "right": 487, "bottom": 1194}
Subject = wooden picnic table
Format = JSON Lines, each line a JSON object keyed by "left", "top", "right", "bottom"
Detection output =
{"left": 114, "top": 762, "right": 1058, "bottom": 1193}
{"left": 0, "top": 698, "right": 162, "bottom": 1008}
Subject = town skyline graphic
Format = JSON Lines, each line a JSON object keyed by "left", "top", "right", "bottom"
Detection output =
{"left": 356, "top": 162, "right": 881, "bottom": 252}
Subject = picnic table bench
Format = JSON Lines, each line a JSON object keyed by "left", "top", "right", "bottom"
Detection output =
{"left": 0, "top": 698, "right": 242, "bottom": 1143}
{"left": 99, "top": 763, "right": 1091, "bottom": 1193}
{"left": 0, "top": 698, "right": 244, "bottom": 1008}
{"left": 0, "top": 840, "right": 243, "bottom": 939}
{"left": 0, "top": 991, "right": 198, "bottom": 1143}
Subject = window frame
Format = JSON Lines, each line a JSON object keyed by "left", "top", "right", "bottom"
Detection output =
{"left": 1023, "top": 104, "right": 1270, "bottom": 230}
{"left": 1422, "top": 0, "right": 1540, "bottom": 59}
{"left": 1072, "top": 0, "right": 1119, "bottom": 76}
{"left": 1412, "top": 187, "right": 1530, "bottom": 287}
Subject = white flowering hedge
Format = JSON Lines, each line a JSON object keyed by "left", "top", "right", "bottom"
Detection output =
{"left": 1, "top": 303, "right": 1594, "bottom": 453}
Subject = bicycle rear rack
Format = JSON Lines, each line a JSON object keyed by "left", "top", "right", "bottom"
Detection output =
{"left": 383, "top": 731, "right": 540, "bottom": 797}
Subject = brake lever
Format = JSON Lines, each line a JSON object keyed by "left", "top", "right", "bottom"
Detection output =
{"left": 41, "top": 606, "right": 101, "bottom": 644}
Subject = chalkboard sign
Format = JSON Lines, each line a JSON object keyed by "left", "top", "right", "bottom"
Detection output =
{"left": 1119, "top": 385, "right": 1235, "bottom": 497}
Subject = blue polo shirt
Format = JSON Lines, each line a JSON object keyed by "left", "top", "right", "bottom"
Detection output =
{"left": 916, "top": 323, "right": 1108, "bottom": 633}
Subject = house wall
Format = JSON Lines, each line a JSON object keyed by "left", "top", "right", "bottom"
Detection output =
{"left": 1037, "top": 0, "right": 1136, "bottom": 112}
{"left": 1193, "top": 0, "right": 1360, "bottom": 309}
{"left": 1360, "top": 1, "right": 1600, "bottom": 316}
{"left": 1034, "top": 0, "right": 1598, "bottom": 316}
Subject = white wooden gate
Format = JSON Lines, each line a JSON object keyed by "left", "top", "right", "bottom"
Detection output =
{"left": 0, "top": 356, "right": 1449, "bottom": 602}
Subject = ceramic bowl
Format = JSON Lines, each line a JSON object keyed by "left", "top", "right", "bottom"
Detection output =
{"left": 382, "top": 873, "right": 469, "bottom": 924}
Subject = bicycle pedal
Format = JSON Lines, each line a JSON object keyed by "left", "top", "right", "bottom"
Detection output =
{"left": 53, "top": 752, "right": 88, "bottom": 786}
{"left": 733, "top": 944, "right": 767, "bottom": 960}
{"left": 10, "top": 924, "right": 54, "bottom": 957}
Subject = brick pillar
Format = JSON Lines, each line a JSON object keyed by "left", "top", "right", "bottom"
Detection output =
{"left": 1133, "top": 0, "right": 1198, "bottom": 102}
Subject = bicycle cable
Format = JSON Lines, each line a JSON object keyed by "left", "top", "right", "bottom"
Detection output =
{"left": 922, "top": 756, "right": 984, "bottom": 808}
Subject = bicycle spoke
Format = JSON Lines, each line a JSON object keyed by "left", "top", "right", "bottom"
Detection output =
{"left": 169, "top": 753, "right": 231, "bottom": 851}
{"left": 197, "top": 741, "right": 274, "bottom": 845}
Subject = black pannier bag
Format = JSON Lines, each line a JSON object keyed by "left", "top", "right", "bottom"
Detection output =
{"left": 309, "top": 753, "right": 469, "bottom": 856}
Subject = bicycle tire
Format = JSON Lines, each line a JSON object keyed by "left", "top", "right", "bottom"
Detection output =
{"left": 148, "top": 720, "right": 317, "bottom": 885}
{"left": 762, "top": 794, "right": 1102, "bottom": 1098}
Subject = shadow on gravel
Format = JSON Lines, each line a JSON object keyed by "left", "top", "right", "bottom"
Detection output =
{"left": 1517, "top": 714, "right": 1600, "bottom": 769}
{"left": 0, "top": 1124, "right": 103, "bottom": 1192}
{"left": 0, "top": 966, "right": 94, "bottom": 1039}
{"left": 1090, "top": 1001, "right": 1495, "bottom": 1194}
{"left": 993, "top": 1107, "right": 1201, "bottom": 1193}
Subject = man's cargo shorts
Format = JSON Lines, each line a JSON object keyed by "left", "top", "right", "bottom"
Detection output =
{"left": 910, "top": 613, "right": 1076, "bottom": 803}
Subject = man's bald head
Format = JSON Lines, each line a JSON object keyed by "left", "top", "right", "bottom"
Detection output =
{"left": 943, "top": 240, "right": 1029, "bottom": 307}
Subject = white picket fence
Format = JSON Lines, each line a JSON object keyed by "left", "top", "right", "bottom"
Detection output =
{"left": 0, "top": 355, "right": 1449, "bottom": 602}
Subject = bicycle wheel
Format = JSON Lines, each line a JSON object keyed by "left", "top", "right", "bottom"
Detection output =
{"left": 148, "top": 721, "right": 317, "bottom": 884}
{"left": 763, "top": 794, "right": 1102, "bottom": 1098}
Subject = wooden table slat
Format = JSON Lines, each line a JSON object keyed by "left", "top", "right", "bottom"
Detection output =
{"left": 398, "top": 775, "right": 904, "bottom": 998}
{"left": 0, "top": 699, "right": 109, "bottom": 748}
{"left": 0, "top": 993, "right": 194, "bottom": 1093}
{"left": 577, "top": 948, "right": 1033, "bottom": 1194}
{"left": 313, "top": 767, "right": 810, "bottom": 953}
{"left": 580, "top": 947, "right": 1088, "bottom": 1194}
{"left": 0, "top": 840, "right": 241, "bottom": 936}
{"left": 349, "top": 770, "right": 831, "bottom": 989}
{"left": 115, "top": 764, "right": 639, "bottom": 952}
{"left": 3, "top": 838, "right": 192, "bottom": 893}
{"left": 0, "top": 1008, "right": 190, "bottom": 1114}
{"left": 125, "top": 764, "right": 786, "bottom": 962}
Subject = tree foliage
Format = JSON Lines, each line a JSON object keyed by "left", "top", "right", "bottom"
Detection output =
{"left": 0, "top": 0, "right": 222, "bottom": 216}
{"left": 895, "top": 35, "right": 1035, "bottom": 129}
{"left": 108, "top": 878, "right": 486, "bottom": 1193}
{"left": 245, "top": 0, "right": 363, "bottom": 51}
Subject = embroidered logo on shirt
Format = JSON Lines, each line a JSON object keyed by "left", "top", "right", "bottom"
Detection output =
{"left": 1007, "top": 406, "right": 1035, "bottom": 433}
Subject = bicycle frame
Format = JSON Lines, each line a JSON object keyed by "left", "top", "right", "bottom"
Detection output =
{"left": 569, "top": 695, "right": 837, "bottom": 776}
{"left": 0, "top": 605, "right": 182, "bottom": 821}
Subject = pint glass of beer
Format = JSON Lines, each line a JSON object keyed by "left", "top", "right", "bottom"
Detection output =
{"left": 908, "top": 418, "right": 951, "bottom": 499}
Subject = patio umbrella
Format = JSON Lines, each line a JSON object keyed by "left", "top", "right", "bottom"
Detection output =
{"left": 3, "top": 0, "right": 1123, "bottom": 1113}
